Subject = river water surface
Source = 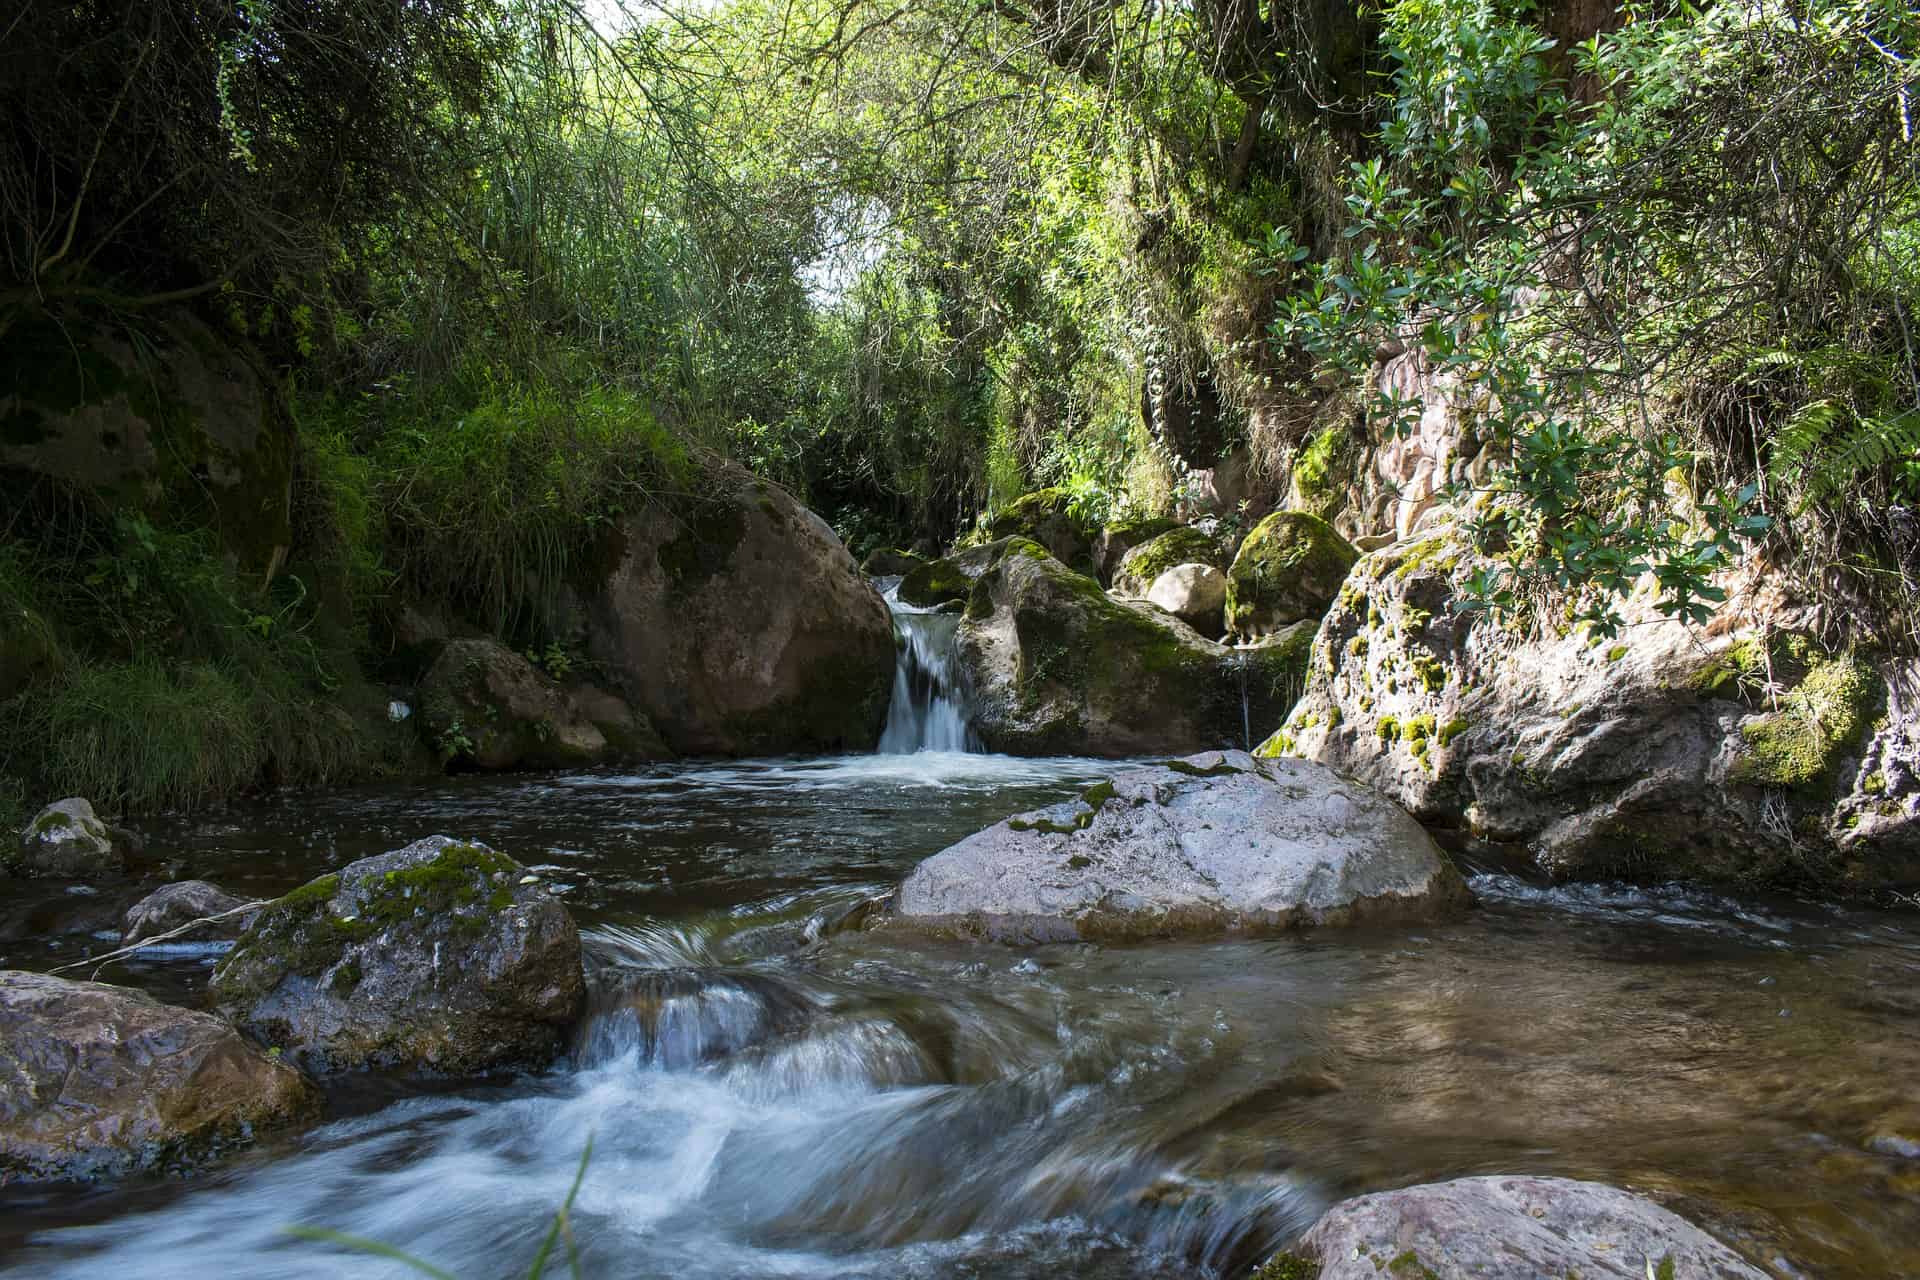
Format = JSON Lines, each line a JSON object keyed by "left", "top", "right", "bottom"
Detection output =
{"left": 3, "top": 753, "right": 1919, "bottom": 1279}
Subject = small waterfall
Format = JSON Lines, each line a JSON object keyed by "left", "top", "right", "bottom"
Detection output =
{"left": 879, "top": 595, "right": 978, "bottom": 753}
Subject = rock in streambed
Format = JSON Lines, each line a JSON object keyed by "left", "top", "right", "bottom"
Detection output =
{"left": 895, "top": 750, "right": 1468, "bottom": 941}
{"left": 0, "top": 970, "right": 318, "bottom": 1183}
{"left": 1266, "top": 1174, "right": 1768, "bottom": 1279}
{"left": 209, "top": 836, "right": 584, "bottom": 1075}
{"left": 122, "top": 880, "right": 261, "bottom": 946}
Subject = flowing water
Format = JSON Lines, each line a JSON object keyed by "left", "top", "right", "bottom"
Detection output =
{"left": 3, "top": 755, "right": 1919, "bottom": 1280}
{"left": 878, "top": 586, "right": 977, "bottom": 754}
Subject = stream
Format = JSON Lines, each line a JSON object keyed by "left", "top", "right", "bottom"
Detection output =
{"left": 1, "top": 600, "right": 1917, "bottom": 1277}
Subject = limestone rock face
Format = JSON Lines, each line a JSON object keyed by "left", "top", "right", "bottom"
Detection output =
{"left": 1225, "top": 511, "right": 1359, "bottom": 641}
{"left": 209, "top": 836, "right": 585, "bottom": 1075}
{"left": 896, "top": 750, "right": 1468, "bottom": 941}
{"left": 122, "top": 880, "right": 261, "bottom": 945}
{"left": 1293, "top": 1175, "right": 1767, "bottom": 1279}
{"left": 12, "top": 798, "right": 118, "bottom": 879}
{"left": 418, "top": 638, "right": 666, "bottom": 770}
{"left": 1270, "top": 528, "right": 1919, "bottom": 888}
{"left": 0, "top": 970, "right": 318, "bottom": 1182}
{"left": 1146, "top": 563, "right": 1228, "bottom": 638}
{"left": 585, "top": 473, "right": 894, "bottom": 755}
{"left": 1111, "top": 526, "right": 1227, "bottom": 598}
{"left": 954, "top": 540, "right": 1309, "bottom": 757}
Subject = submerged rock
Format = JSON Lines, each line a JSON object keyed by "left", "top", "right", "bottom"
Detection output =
{"left": 0, "top": 970, "right": 317, "bottom": 1182}
{"left": 10, "top": 798, "right": 119, "bottom": 879}
{"left": 584, "top": 471, "right": 894, "bottom": 754}
{"left": 1225, "top": 511, "right": 1358, "bottom": 641}
{"left": 209, "top": 836, "right": 585, "bottom": 1075}
{"left": 122, "top": 880, "right": 261, "bottom": 946}
{"left": 418, "top": 638, "right": 666, "bottom": 771}
{"left": 1287, "top": 1175, "right": 1767, "bottom": 1278}
{"left": 895, "top": 750, "right": 1467, "bottom": 941}
{"left": 954, "top": 540, "right": 1309, "bottom": 756}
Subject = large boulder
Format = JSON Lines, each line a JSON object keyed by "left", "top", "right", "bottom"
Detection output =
{"left": 417, "top": 638, "right": 667, "bottom": 770}
{"left": 1270, "top": 527, "right": 1920, "bottom": 889}
{"left": 209, "top": 836, "right": 585, "bottom": 1075}
{"left": 0, "top": 306, "right": 291, "bottom": 577}
{"left": 584, "top": 473, "right": 895, "bottom": 755}
{"left": 1111, "top": 526, "right": 1227, "bottom": 597}
{"left": 860, "top": 547, "right": 925, "bottom": 577}
{"left": 0, "top": 970, "right": 317, "bottom": 1182}
{"left": 122, "top": 880, "right": 261, "bottom": 946}
{"left": 10, "top": 798, "right": 118, "bottom": 879}
{"left": 1225, "top": 511, "right": 1359, "bottom": 641}
{"left": 955, "top": 540, "right": 1311, "bottom": 756}
{"left": 976, "top": 488, "right": 1099, "bottom": 575}
{"left": 897, "top": 557, "right": 972, "bottom": 610}
{"left": 895, "top": 750, "right": 1468, "bottom": 942}
{"left": 1280, "top": 1175, "right": 1766, "bottom": 1279}
{"left": 1093, "top": 516, "right": 1183, "bottom": 584}
{"left": 1146, "top": 564, "right": 1228, "bottom": 638}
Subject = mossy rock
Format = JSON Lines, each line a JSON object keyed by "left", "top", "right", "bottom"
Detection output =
{"left": 954, "top": 539, "right": 1309, "bottom": 756}
{"left": 1225, "top": 511, "right": 1359, "bottom": 640}
{"left": 1728, "top": 653, "right": 1882, "bottom": 790}
{"left": 1093, "top": 515, "right": 1182, "bottom": 583}
{"left": 980, "top": 488, "right": 1099, "bottom": 576}
{"left": 897, "top": 557, "right": 971, "bottom": 609}
{"left": 859, "top": 547, "right": 925, "bottom": 577}
{"left": 1288, "top": 426, "right": 1355, "bottom": 519}
{"left": 1112, "top": 526, "right": 1226, "bottom": 597}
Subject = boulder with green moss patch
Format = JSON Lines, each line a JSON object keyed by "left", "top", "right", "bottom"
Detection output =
{"left": 896, "top": 557, "right": 972, "bottom": 609}
{"left": 978, "top": 488, "right": 1099, "bottom": 575}
{"left": 954, "top": 540, "right": 1309, "bottom": 756}
{"left": 584, "top": 469, "right": 894, "bottom": 754}
{"left": 1093, "top": 516, "right": 1183, "bottom": 583}
{"left": 895, "top": 750, "right": 1468, "bottom": 942}
{"left": 210, "top": 835, "right": 585, "bottom": 1075}
{"left": 1225, "top": 511, "right": 1359, "bottom": 640}
{"left": 12, "top": 798, "right": 119, "bottom": 879}
{"left": 1294, "top": 1175, "right": 1766, "bottom": 1279}
{"left": 1728, "top": 654, "right": 1880, "bottom": 788}
{"left": 1, "top": 970, "right": 319, "bottom": 1183}
{"left": 1111, "top": 526, "right": 1226, "bottom": 597}
{"left": 418, "top": 638, "right": 666, "bottom": 771}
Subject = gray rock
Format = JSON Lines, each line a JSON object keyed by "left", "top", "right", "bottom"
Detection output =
{"left": 419, "top": 638, "right": 665, "bottom": 771}
{"left": 1224, "top": 510, "right": 1358, "bottom": 641}
{"left": 860, "top": 547, "right": 925, "bottom": 577}
{"left": 954, "top": 540, "right": 1312, "bottom": 756}
{"left": 1146, "top": 563, "right": 1227, "bottom": 638}
{"left": 895, "top": 750, "right": 1468, "bottom": 941}
{"left": 12, "top": 798, "right": 118, "bottom": 879}
{"left": 1112, "top": 526, "right": 1227, "bottom": 597}
{"left": 122, "top": 880, "right": 262, "bottom": 946}
{"left": 584, "top": 470, "right": 895, "bottom": 755}
{"left": 1292, "top": 1175, "right": 1767, "bottom": 1279}
{"left": 209, "top": 836, "right": 585, "bottom": 1075}
{"left": 0, "top": 970, "right": 317, "bottom": 1182}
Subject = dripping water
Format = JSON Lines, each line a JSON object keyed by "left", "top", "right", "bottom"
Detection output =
{"left": 879, "top": 587, "right": 979, "bottom": 754}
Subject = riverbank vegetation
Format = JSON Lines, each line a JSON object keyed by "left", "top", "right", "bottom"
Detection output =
{"left": 2, "top": 0, "right": 1916, "bottom": 821}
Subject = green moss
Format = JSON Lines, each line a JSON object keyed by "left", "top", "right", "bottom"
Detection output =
{"left": 1606, "top": 644, "right": 1630, "bottom": 663}
{"left": 1251, "top": 1251, "right": 1319, "bottom": 1280}
{"left": 1404, "top": 714, "right": 1436, "bottom": 743}
{"left": 1162, "top": 758, "right": 1244, "bottom": 777}
{"left": 1225, "top": 511, "right": 1359, "bottom": 639}
{"left": 1386, "top": 1252, "right": 1438, "bottom": 1280}
{"left": 1347, "top": 634, "right": 1370, "bottom": 657}
{"left": 898, "top": 558, "right": 971, "bottom": 608}
{"left": 1729, "top": 653, "right": 1883, "bottom": 789}
{"left": 1255, "top": 728, "right": 1295, "bottom": 758}
{"left": 1411, "top": 654, "right": 1447, "bottom": 693}
{"left": 1291, "top": 426, "right": 1346, "bottom": 505}
{"left": 1863, "top": 771, "right": 1886, "bottom": 794}
{"left": 1438, "top": 717, "right": 1470, "bottom": 747}
{"left": 1377, "top": 715, "right": 1402, "bottom": 742}
{"left": 1114, "top": 526, "right": 1223, "bottom": 591}
{"left": 1081, "top": 780, "right": 1117, "bottom": 808}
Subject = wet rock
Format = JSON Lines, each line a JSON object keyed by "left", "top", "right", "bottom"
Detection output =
{"left": 122, "top": 880, "right": 262, "bottom": 946}
{"left": 1225, "top": 511, "right": 1358, "bottom": 641}
{"left": 419, "top": 638, "right": 665, "bottom": 771}
{"left": 573, "top": 966, "right": 818, "bottom": 1069}
{"left": 1272, "top": 526, "right": 1920, "bottom": 888}
{"left": 1146, "top": 563, "right": 1228, "bottom": 638}
{"left": 1866, "top": 1107, "right": 1920, "bottom": 1160}
{"left": 10, "top": 798, "right": 119, "bottom": 879}
{"left": 860, "top": 547, "right": 925, "bottom": 577}
{"left": 1111, "top": 526, "right": 1226, "bottom": 598}
{"left": 0, "top": 970, "right": 317, "bottom": 1182}
{"left": 954, "top": 540, "right": 1310, "bottom": 756}
{"left": 584, "top": 470, "right": 894, "bottom": 754}
{"left": 1291, "top": 1175, "right": 1767, "bottom": 1279}
{"left": 895, "top": 750, "right": 1468, "bottom": 941}
{"left": 209, "top": 836, "right": 585, "bottom": 1075}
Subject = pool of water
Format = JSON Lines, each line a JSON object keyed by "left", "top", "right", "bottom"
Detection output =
{"left": 3, "top": 753, "right": 1918, "bottom": 1279}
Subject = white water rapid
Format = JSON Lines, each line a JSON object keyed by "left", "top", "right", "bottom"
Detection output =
{"left": 878, "top": 587, "right": 978, "bottom": 754}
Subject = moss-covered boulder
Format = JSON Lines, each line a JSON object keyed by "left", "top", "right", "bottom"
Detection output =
{"left": 0, "top": 970, "right": 319, "bottom": 1182}
{"left": 1092, "top": 515, "right": 1182, "bottom": 584}
{"left": 860, "top": 547, "right": 925, "bottom": 577}
{"left": 11, "top": 798, "right": 118, "bottom": 879}
{"left": 584, "top": 469, "right": 895, "bottom": 755}
{"left": 978, "top": 488, "right": 1099, "bottom": 576}
{"left": 896, "top": 557, "right": 971, "bottom": 609}
{"left": 953, "top": 540, "right": 1309, "bottom": 756}
{"left": 1224, "top": 511, "right": 1359, "bottom": 640}
{"left": 1112, "top": 526, "right": 1227, "bottom": 597}
{"left": 418, "top": 638, "right": 667, "bottom": 771}
{"left": 0, "top": 306, "right": 292, "bottom": 578}
{"left": 209, "top": 836, "right": 585, "bottom": 1075}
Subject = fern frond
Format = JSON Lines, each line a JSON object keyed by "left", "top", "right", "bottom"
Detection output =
{"left": 1772, "top": 402, "right": 1920, "bottom": 509}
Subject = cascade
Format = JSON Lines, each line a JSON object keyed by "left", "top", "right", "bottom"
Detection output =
{"left": 878, "top": 590, "right": 979, "bottom": 753}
